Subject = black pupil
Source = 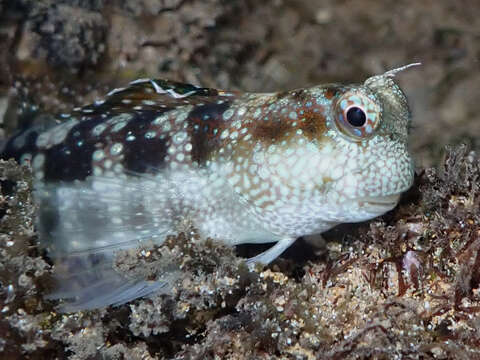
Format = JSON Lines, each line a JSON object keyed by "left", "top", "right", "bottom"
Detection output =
{"left": 346, "top": 107, "right": 366, "bottom": 127}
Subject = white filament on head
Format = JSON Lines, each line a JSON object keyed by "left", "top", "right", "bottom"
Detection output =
{"left": 384, "top": 63, "right": 422, "bottom": 78}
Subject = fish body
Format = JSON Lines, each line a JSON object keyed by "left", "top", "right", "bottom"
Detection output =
{"left": 2, "top": 66, "right": 416, "bottom": 310}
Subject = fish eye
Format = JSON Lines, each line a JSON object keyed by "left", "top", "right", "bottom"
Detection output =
{"left": 334, "top": 90, "right": 381, "bottom": 140}
{"left": 346, "top": 106, "right": 366, "bottom": 127}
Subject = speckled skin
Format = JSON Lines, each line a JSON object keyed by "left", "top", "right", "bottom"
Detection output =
{"left": 2, "top": 66, "right": 416, "bottom": 310}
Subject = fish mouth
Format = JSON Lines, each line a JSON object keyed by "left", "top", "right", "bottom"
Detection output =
{"left": 357, "top": 194, "right": 401, "bottom": 210}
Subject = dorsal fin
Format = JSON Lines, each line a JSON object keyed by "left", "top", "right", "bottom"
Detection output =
{"left": 75, "top": 79, "right": 239, "bottom": 116}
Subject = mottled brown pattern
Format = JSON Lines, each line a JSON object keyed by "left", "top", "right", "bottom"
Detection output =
{"left": 251, "top": 119, "right": 292, "bottom": 143}
{"left": 291, "top": 88, "right": 309, "bottom": 102}
{"left": 324, "top": 87, "right": 340, "bottom": 100}
{"left": 299, "top": 109, "right": 327, "bottom": 141}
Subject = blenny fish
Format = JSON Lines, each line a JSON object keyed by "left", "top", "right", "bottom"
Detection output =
{"left": 1, "top": 64, "right": 418, "bottom": 311}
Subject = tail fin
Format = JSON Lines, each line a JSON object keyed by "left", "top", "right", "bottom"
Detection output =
{"left": 36, "top": 175, "right": 178, "bottom": 312}
{"left": 47, "top": 251, "right": 177, "bottom": 312}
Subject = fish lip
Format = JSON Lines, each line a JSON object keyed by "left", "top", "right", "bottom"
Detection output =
{"left": 356, "top": 193, "right": 401, "bottom": 208}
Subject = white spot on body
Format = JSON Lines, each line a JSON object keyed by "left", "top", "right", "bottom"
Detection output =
{"left": 331, "top": 166, "right": 344, "bottom": 180}
{"left": 145, "top": 131, "right": 156, "bottom": 139}
{"left": 113, "top": 163, "right": 124, "bottom": 174}
{"left": 220, "top": 130, "right": 229, "bottom": 140}
{"left": 93, "top": 166, "right": 103, "bottom": 176}
{"left": 173, "top": 131, "right": 188, "bottom": 145}
{"left": 153, "top": 114, "right": 169, "bottom": 126}
{"left": 237, "top": 107, "right": 247, "bottom": 116}
{"left": 176, "top": 153, "right": 185, "bottom": 162}
{"left": 175, "top": 109, "right": 190, "bottom": 125}
{"left": 32, "top": 153, "right": 45, "bottom": 170}
{"left": 110, "top": 143, "right": 124, "bottom": 156}
{"left": 93, "top": 149, "right": 105, "bottom": 161}
{"left": 223, "top": 109, "right": 235, "bottom": 120}
{"left": 92, "top": 123, "right": 108, "bottom": 137}
{"left": 104, "top": 159, "right": 113, "bottom": 169}
{"left": 253, "top": 108, "right": 262, "bottom": 119}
